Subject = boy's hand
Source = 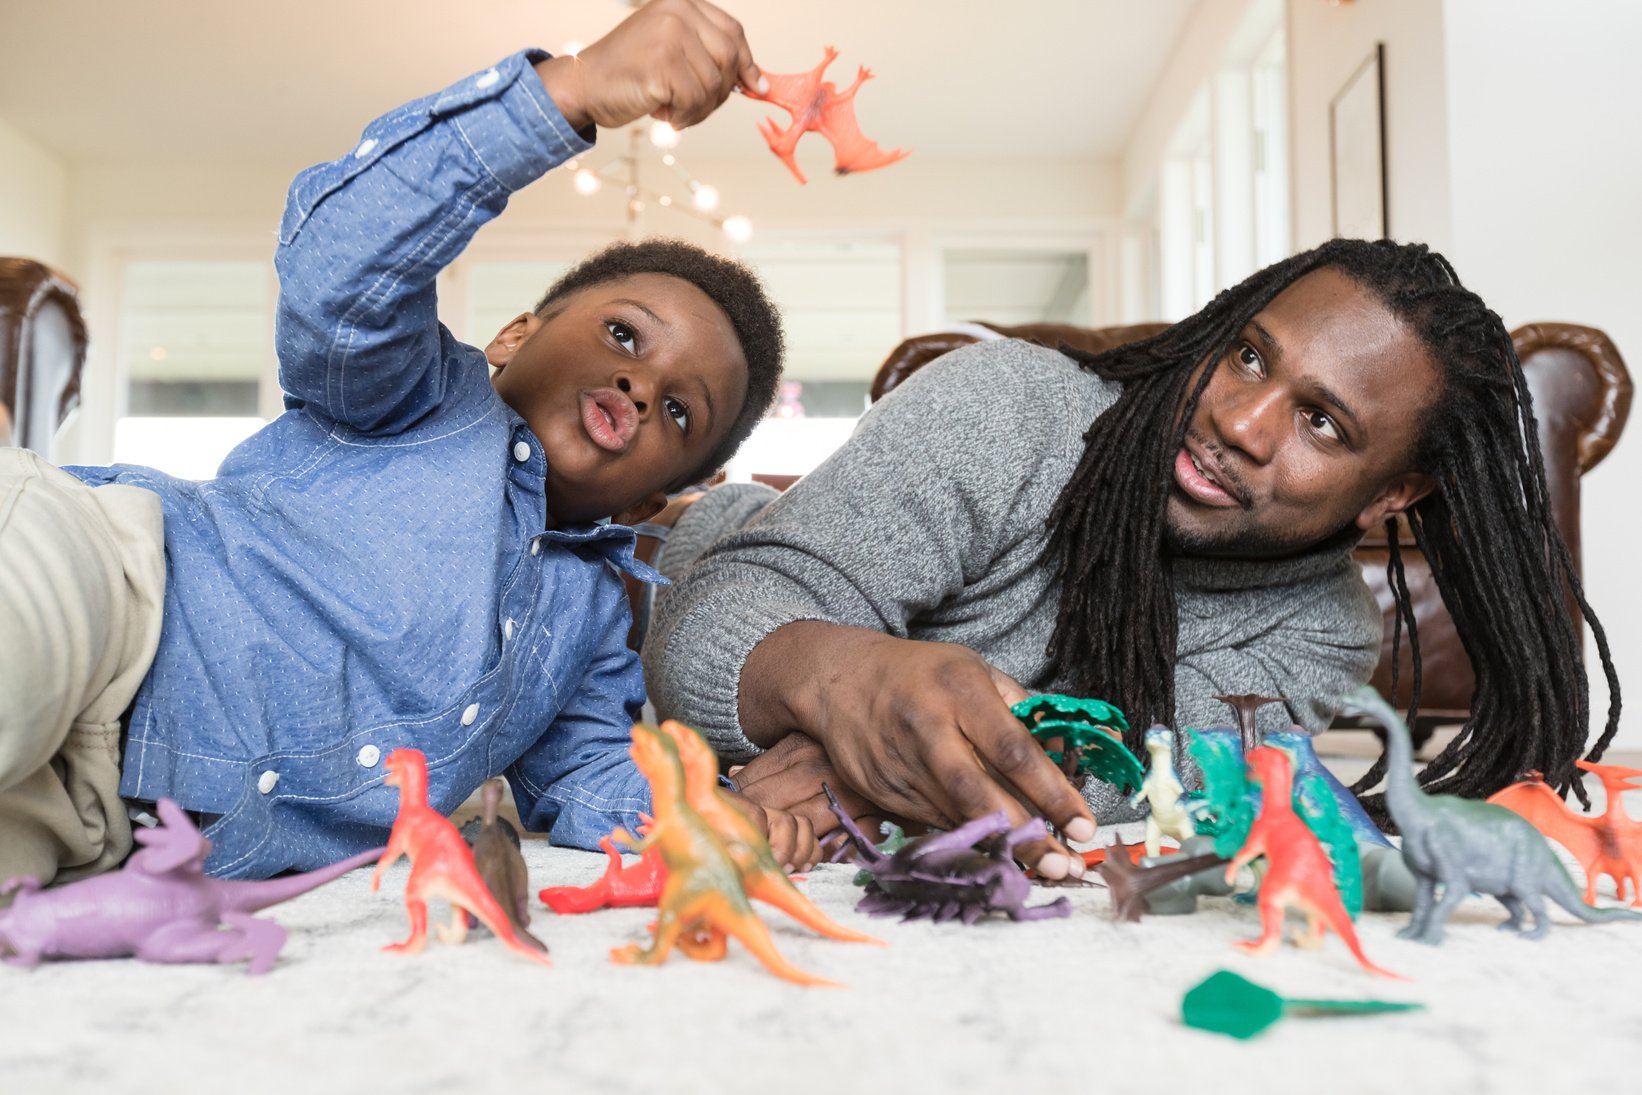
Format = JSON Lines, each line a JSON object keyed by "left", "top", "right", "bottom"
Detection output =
{"left": 535, "top": 0, "right": 764, "bottom": 133}
{"left": 723, "top": 792, "right": 822, "bottom": 873}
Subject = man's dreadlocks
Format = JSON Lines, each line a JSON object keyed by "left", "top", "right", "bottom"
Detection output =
{"left": 1042, "top": 237, "right": 1620, "bottom": 818}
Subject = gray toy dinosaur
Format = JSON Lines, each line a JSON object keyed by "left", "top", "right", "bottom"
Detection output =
{"left": 1341, "top": 685, "right": 1642, "bottom": 943}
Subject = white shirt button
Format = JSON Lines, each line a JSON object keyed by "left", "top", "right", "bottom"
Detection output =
{"left": 354, "top": 138, "right": 378, "bottom": 159}
{"left": 504, "top": 619, "right": 515, "bottom": 641}
{"left": 513, "top": 441, "right": 531, "bottom": 462}
{"left": 476, "top": 68, "right": 500, "bottom": 89}
{"left": 530, "top": 539, "right": 541, "bottom": 556}
{"left": 461, "top": 703, "right": 481, "bottom": 726}
{"left": 357, "top": 744, "right": 381, "bottom": 768}
{"left": 257, "top": 770, "right": 280, "bottom": 794}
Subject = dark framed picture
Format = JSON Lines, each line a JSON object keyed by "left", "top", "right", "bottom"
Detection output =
{"left": 1330, "top": 43, "right": 1388, "bottom": 239}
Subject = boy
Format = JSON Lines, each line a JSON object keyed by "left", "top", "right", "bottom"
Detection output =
{"left": 0, "top": 0, "right": 809, "bottom": 883}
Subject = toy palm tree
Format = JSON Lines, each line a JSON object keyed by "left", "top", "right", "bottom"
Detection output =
{"left": 1010, "top": 694, "right": 1143, "bottom": 794}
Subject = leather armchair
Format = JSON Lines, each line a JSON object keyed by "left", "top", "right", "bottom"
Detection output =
{"left": 0, "top": 258, "right": 87, "bottom": 458}
{"left": 872, "top": 319, "right": 1633, "bottom": 732}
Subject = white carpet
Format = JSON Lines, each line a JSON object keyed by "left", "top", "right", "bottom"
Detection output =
{"left": 2, "top": 756, "right": 1639, "bottom": 1095}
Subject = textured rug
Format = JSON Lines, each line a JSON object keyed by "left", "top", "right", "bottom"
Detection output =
{"left": 2, "top": 750, "right": 1639, "bottom": 1095}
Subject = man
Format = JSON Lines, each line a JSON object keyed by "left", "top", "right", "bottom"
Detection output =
{"left": 644, "top": 239, "right": 1620, "bottom": 879}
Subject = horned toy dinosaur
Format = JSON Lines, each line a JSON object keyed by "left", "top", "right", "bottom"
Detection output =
{"left": 1227, "top": 746, "right": 1401, "bottom": 978}
{"left": 371, "top": 748, "right": 550, "bottom": 964}
{"left": 608, "top": 722, "right": 838, "bottom": 986}
{"left": 742, "top": 46, "right": 910, "bottom": 184}
{"left": 459, "top": 778, "right": 549, "bottom": 951}
{"left": 1340, "top": 686, "right": 1642, "bottom": 942}
{"left": 0, "top": 800, "right": 381, "bottom": 974}
{"left": 1489, "top": 760, "right": 1642, "bottom": 907}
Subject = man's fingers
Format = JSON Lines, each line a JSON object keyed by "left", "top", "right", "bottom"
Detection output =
{"left": 960, "top": 693, "right": 1097, "bottom": 845}
{"left": 686, "top": 0, "right": 763, "bottom": 90}
{"left": 914, "top": 729, "right": 1034, "bottom": 838}
{"left": 986, "top": 664, "right": 1031, "bottom": 707}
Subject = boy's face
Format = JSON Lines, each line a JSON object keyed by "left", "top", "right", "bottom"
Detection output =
{"left": 1164, "top": 266, "right": 1443, "bottom": 558}
{"left": 486, "top": 273, "right": 749, "bottom": 527}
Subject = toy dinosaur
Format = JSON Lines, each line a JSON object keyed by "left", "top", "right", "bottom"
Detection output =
{"left": 1226, "top": 746, "right": 1400, "bottom": 977}
{"left": 539, "top": 829, "right": 665, "bottom": 914}
{"left": 0, "top": 800, "right": 381, "bottom": 974}
{"left": 1010, "top": 693, "right": 1143, "bottom": 794}
{"left": 609, "top": 723, "right": 836, "bottom": 986}
{"left": 1096, "top": 834, "right": 1231, "bottom": 920}
{"left": 1488, "top": 761, "right": 1642, "bottom": 907}
{"left": 742, "top": 46, "right": 910, "bottom": 184}
{"left": 656, "top": 720, "right": 882, "bottom": 946}
{"left": 826, "top": 786, "right": 1071, "bottom": 924}
{"left": 457, "top": 778, "right": 548, "bottom": 950}
{"left": 1339, "top": 686, "right": 1642, "bottom": 943}
{"left": 1183, "top": 969, "right": 1422, "bottom": 1041}
{"left": 1132, "top": 725, "right": 1196, "bottom": 856}
{"left": 371, "top": 748, "right": 550, "bottom": 964}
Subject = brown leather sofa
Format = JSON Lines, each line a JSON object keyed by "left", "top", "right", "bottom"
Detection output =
{"left": 874, "top": 320, "right": 1633, "bottom": 735}
{"left": 0, "top": 258, "right": 87, "bottom": 457}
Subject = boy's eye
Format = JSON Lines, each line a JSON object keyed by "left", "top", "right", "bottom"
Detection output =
{"left": 606, "top": 320, "right": 637, "bottom": 353}
{"left": 1302, "top": 408, "right": 1341, "bottom": 442}
{"left": 1235, "top": 342, "right": 1265, "bottom": 377}
{"left": 664, "top": 396, "right": 690, "bottom": 434}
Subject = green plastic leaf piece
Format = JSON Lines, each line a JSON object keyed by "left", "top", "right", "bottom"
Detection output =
{"left": 1182, "top": 970, "right": 1423, "bottom": 1040}
{"left": 1011, "top": 694, "right": 1143, "bottom": 793}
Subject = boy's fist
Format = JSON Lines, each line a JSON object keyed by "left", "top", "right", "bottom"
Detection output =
{"left": 535, "top": 0, "right": 764, "bottom": 133}
{"left": 724, "top": 792, "right": 822, "bottom": 873}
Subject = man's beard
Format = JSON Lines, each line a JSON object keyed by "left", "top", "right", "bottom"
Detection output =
{"left": 1163, "top": 511, "right": 1364, "bottom": 560}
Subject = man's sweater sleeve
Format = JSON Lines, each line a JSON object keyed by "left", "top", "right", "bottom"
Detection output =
{"left": 643, "top": 340, "right": 1073, "bottom": 759}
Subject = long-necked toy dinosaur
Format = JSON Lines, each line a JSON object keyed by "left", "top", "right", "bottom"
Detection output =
{"left": 742, "top": 46, "right": 910, "bottom": 184}
{"left": 1341, "top": 686, "right": 1642, "bottom": 942}
{"left": 1227, "top": 746, "right": 1401, "bottom": 978}
{"left": 1489, "top": 760, "right": 1642, "bottom": 907}
{"left": 371, "top": 748, "right": 550, "bottom": 964}
{"left": 609, "top": 723, "right": 839, "bottom": 986}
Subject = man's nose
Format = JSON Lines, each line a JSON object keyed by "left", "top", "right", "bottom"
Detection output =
{"left": 1210, "top": 383, "right": 1284, "bottom": 464}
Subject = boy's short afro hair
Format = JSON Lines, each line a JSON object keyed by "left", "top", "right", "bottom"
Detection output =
{"left": 533, "top": 238, "right": 784, "bottom": 483}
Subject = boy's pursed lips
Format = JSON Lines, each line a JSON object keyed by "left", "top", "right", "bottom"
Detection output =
{"left": 580, "top": 388, "right": 639, "bottom": 452}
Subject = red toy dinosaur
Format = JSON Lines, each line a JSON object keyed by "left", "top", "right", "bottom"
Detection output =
{"left": 1227, "top": 746, "right": 1401, "bottom": 978}
{"left": 609, "top": 723, "right": 837, "bottom": 986}
{"left": 371, "top": 748, "right": 550, "bottom": 965}
{"left": 743, "top": 46, "right": 910, "bottom": 184}
{"left": 1489, "top": 761, "right": 1642, "bottom": 907}
{"left": 538, "top": 826, "right": 665, "bottom": 914}
{"left": 657, "top": 719, "right": 882, "bottom": 947}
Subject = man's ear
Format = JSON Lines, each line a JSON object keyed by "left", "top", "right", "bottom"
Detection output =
{"left": 1355, "top": 471, "right": 1437, "bottom": 530}
{"left": 613, "top": 491, "right": 668, "bottom": 528}
{"left": 485, "top": 312, "right": 544, "bottom": 371}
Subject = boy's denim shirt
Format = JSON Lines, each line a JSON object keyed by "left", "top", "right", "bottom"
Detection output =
{"left": 67, "top": 49, "right": 665, "bottom": 879}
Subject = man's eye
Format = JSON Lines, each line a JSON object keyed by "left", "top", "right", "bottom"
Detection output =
{"left": 606, "top": 320, "right": 637, "bottom": 353}
{"left": 664, "top": 396, "right": 690, "bottom": 433}
{"left": 1236, "top": 343, "right": 1264, "bottom": 376}
{"left": 1303, "top": 409, "right": 1340, "bottom": 441}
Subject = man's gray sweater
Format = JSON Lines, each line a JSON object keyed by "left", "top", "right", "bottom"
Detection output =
{"left": 643, "top": 339, "right": 1382, "bottom": 814}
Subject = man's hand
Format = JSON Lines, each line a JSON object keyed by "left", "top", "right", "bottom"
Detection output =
{"left": 739, "top": 621, "right": 1098, "bottom": 879}
{"left": 728, "top": 731, "right": 889, "bottom": 845}
{"left": 722, "top": 792, "right": 822, "bottom": 872}
{"left": 534, "top": 0, "right": 764, "bottom": 133}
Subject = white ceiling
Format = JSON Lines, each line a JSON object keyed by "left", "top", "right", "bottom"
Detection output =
{"left": 0, "top": 0, "right": 1198, "bottom": 168}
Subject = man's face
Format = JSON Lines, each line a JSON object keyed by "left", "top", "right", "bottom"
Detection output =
{"left": 487, "top": 273, "right": 749, "bottom": 526}
{"left": 1164, "top": 267, "right": 1441, "bottom": 558}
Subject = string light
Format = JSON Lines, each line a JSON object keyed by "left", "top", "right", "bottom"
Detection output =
{"left": 566, "top": 123, "right": 751, "bottom": 242}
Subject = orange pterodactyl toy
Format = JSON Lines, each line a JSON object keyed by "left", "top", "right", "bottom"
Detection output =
{"left": 1228, "top": 746, "right": 1401, "bottom": 978}
{"left": 1488, "top": 761, "right": 1642, "bottom": 907}
{"left": 743, "top": 46, "right": 910, "bottom": 184}
{"left": 371, "top": 748, "right": 551, "bottom": 964}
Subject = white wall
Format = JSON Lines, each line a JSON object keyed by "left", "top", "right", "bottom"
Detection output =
{"left": 0, "top": 117, "right": 67, "bottom": 270}
{"left": 1440, "top": 0, "right": 1642, "bottom": 752}
{"left": 1286, "top": 0, "right": 1452, "bottom": 252}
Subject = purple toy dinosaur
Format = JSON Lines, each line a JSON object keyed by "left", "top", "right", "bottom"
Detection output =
{"left": 0, "top": 799, "right": 382, "bottom": 974}
{"left": 824, "top": 786, "right": 1071, "bottom": 924}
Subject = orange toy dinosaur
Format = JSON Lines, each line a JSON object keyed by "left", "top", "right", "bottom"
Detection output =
{"left": 1489, "top": 761, "right": 1642, "bottom": 907}
{"left": 609, "top": 723, "right": 838, "bottom": 986}
{"left": 743, "top": 46, "right": 910, "bottom": 185}
{"left": 656, "top": 719, "right": 883, "bottom": 948}
{"left": 538, "top": 827, "right": 665, "bottom": 914}
{"left": 1227, "top": 746, "right": 1401, "bottom": 978}
{"left": 371, "top": 748, "right": 550, "bottom": 965}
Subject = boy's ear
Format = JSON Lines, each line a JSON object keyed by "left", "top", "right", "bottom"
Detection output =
{"left": 614, "top": 491, "right": 668, "bottom": 528}
{"left": 1354, "top": 471, "right": 1436, "bottom": 530}
{"left": 485, "top": 313, "right": 543, "bottom": 371}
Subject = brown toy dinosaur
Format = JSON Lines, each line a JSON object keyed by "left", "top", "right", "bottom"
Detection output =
{"left": 656, "top": 719, "right": 882, "bottom": 948}
{"left": 459, "top": 778, "right": 549, "bottom": 951}
{"left": 1228, "top": 746, "right": 1401, "bottom": 978}
{"left": 609, "top": 723, "right": 838, "bottom": 986}
{"left": 371, "top": 749, "right": 550, "bottom": 964}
